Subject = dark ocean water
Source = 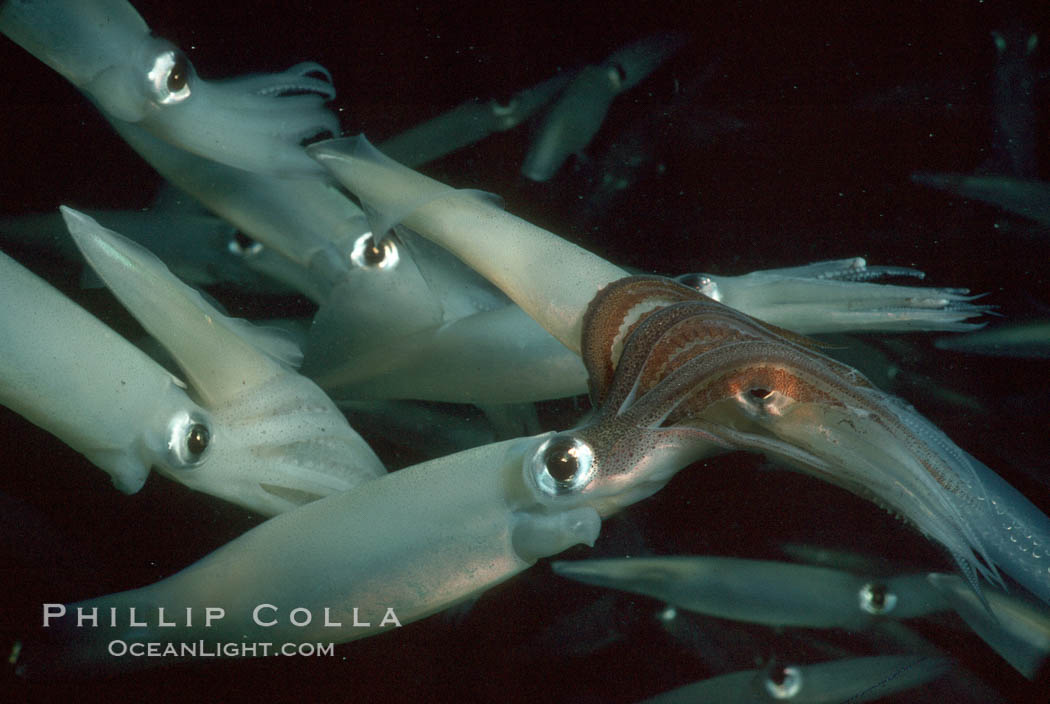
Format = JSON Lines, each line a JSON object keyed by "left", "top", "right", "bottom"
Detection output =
{"left": 1, "top": 1, "right": 1049, "bottom": 701}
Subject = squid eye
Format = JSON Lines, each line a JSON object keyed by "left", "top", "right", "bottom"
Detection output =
{"left": 147, "top": 49, "right": 192, "bottom": 104}
{"left": 526, "top": 434, "right": 596, "bottom": 497}
{"left": 763, "top": 665, "right": 803, "bottom": 699}
{"left": 166, "top": 412, "right": 212, "bottom": 469}
{"left": 739, "top": 387, "right": 792, "bottom": 417}
{"left": 167, "top": 54, "right": 188, "bottom": 93}
{"left": 186, "top": 424, "right": 210, "bottom": 455}
{"left": 673, "top": 272, "right": 721, "bottom": 301}
{"left": 350, "top": 232, "right": 400, "bottom": 270}
{"left": 228, "top": 232, "right": 264, "bottom": 257}
{"left": 490, "top": 96, "right": 518, "bottom": 116}
{"left": 858, "top": 582, "right": 897, "bottom": 615}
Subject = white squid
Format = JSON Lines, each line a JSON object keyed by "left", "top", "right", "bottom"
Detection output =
{"left": 0, "top": 208, "right": 384, "bottom": 515}
{"left": 0, "top": 0, "right": 337, "bottom": 177}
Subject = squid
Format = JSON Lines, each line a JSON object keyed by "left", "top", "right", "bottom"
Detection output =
{"left": 521, "top": 33, "right": 687, "bottom": 182}
{"left": 310, "top": 137, "right": 1050, "bottom": 608}
{"left": 20, "top": 430, "right": 605, "bottom": 675}
{"left": 311, "top": 136, "right": 991, "bottom": 342}
{"left": 0, "top": 0, "right": 337, "bottom": 177}
{"left": 934, "top": 320, "right": 1050, "bottom": 359}
{"left": 0, "top": 207, "right": 384, "bottom": 515}
{"left": 552, "top": 556, "right": 946, "bottom": 630}
{"left": 990, "top": 21, "right": 1039, "bottom": 179}
{"left": 377, "top": 70, "right": 576, "bottom": 168}
{"left": 555, "top": 555, "right": 1050, "bottom": 678}
{"left": 302, "top": 213, "right": 589, "bottom": 403}
{"left": 0, "top": 0, "right": 366, "bottom": 301}
{"left": 579, "top": 275, "right": 1050, "bottom": 607}
{"left": 911, "top": 171, "right": 1050, "bottom": 227}
{"left": 636, "top": 655, "right": 951, "bottom": 703}
{"left": 96, "top": 119, "right": 591, "bottom": 403}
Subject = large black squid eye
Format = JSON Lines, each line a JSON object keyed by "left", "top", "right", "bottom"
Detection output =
{"left": 147, "top": 47, "right": 193, "bottom": 104}
{"left": 350, "top": 232, "right": 400, "bottom": 270}
{"left": 186, "top": 423, "right": 210, "bottom": 456}
{"left": 526, "top": 434, "right": 596, "bottom": 497}
{"left": 167, "top": 54, "right": 189, "bottom": 93}
{"left": 546, "top": 439, "right": 581, "bottom": 482}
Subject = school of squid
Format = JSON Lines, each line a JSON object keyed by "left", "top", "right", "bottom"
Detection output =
{"left": 2, "top": 1, "right": 1049, "bottom": 702}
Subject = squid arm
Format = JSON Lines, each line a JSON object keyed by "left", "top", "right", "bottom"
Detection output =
{"left": 0, "top": 0, "right": 338, "bottom": 176}
{"left": 674, "top": 257, "right": 989, "bottom": 333}
{"left": 58, "top": 207, "right": 385, "bottom": 515}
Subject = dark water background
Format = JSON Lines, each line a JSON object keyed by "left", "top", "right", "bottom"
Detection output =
{"left": 1, "top": 0, "right": 1049, "bottom": 701}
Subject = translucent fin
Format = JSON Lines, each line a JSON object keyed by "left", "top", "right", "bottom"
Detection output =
{"left": 352, "top": 136, "right": 503, "bottom": 243}
{"left": 61, "top": 206, "right": 297, "bottom": 403}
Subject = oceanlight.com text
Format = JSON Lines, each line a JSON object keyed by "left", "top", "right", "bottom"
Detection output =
{"left": 107, "top": 640, "right": 336, "bottom": 658}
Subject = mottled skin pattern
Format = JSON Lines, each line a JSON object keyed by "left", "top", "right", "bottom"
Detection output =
{"left": 578, "top": 275, "right": 959, "bottom": 489}
{"left": 570, "top": 275, "right": 1007, "bottom": 599}
{"left": 581, "top": 275, "right": 833, "bottom": 406}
